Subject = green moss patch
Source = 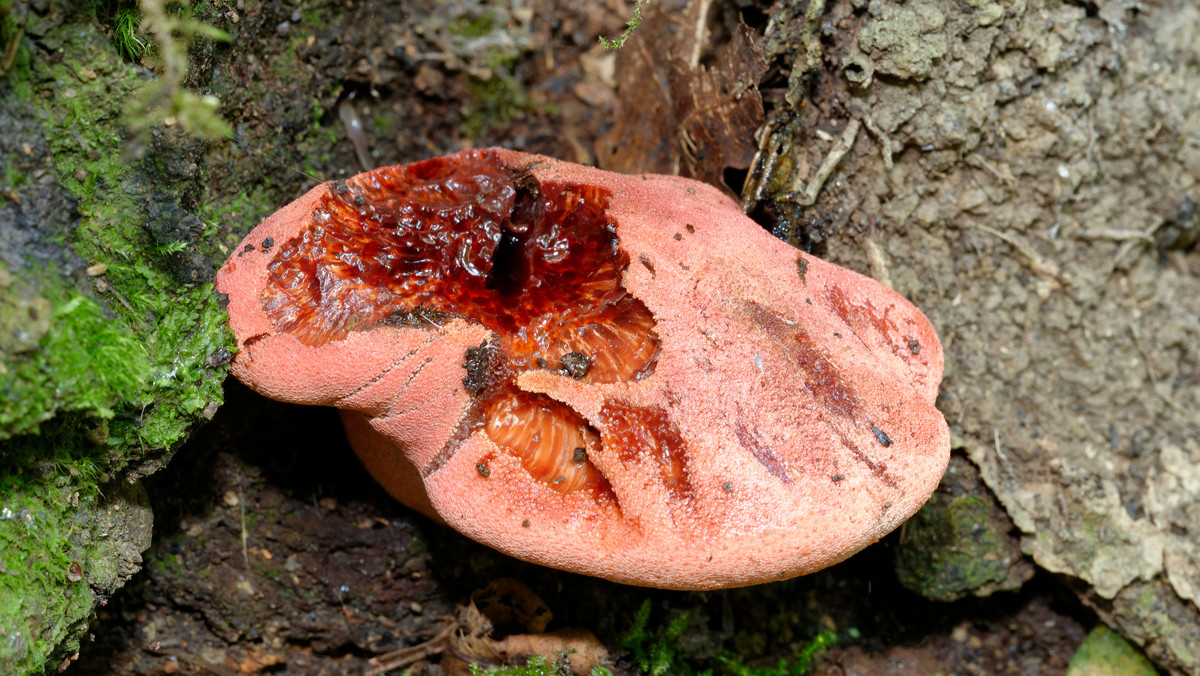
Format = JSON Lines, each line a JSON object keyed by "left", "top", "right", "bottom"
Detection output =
{"left": 0, "top": 271, "right": 150, "bottom": 440}
{"left": 0, "top": 5, "right": 233, "bottom": 672}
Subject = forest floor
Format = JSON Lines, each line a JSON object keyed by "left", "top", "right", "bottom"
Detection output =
{"left": 58, "top": 0, "right": 1155, "bottom": 673}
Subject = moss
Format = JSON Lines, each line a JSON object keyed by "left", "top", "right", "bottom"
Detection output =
{"left": 894, "top": 494, "right": 1013, "bottom": 599}
{"left": 618, "top": 600, "right": 834, "bottom": 676}
{"left": 0, "top": 6, "right": 234, "bottom": 671}
{"left": 893, "top": 458, "right": 1028, "bottom": 601}
{"left": 0, "top": 485, "right": 94, "bottom": 674}
{"left": 461, "top": 73, "right": 537, "bottom": 139}
{"left": 437, "top": 3, "right": 543, "bottom": 138}
{"left": 1066, "top": 626, "right": 1157, "bottom": 676}
{"left": 0, "top": 0, "right": 31, "bottom": 81}
{"left": 469, "top": 655, "right": 611, "bottom": 676}
{"left": 449, "top": 10, "right": 498, "bottom": 39}
{"left": 622, "top": 599, "right": 695, "bottom": 676}
{"left": 598, "top": 0, "right": 647, "bottom": 51}
{"left": 22, "top": 16, "right": 233, "bottom": 450}
{"left": 0, "top": 271, "right": 151, "bottom": 440}
{"left": 84, "top": 0, "right": 150, "bottom": 63}
{"left": 198, "top": 156, "right": 293, "bottom": 252}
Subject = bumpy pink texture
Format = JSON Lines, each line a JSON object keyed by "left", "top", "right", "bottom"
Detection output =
{"left": 215, "top": 149, "right": 950, "bottom": 590}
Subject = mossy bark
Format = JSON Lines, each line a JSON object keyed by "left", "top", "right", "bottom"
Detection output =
{"left": 0, "top": 4, "right": 230, "bottom": 671}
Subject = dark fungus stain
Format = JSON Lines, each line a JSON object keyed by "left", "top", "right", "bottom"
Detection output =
{"left": 839, "top": 432, "right": 897, "bottom": 488}
{"left": 462, "top": 340, "right": 493, "bottom": 394}
{"left": 742, "top": 301, "right": 862, "bottom": 420}
{"left": 734, "top": 419, "right": 792, "bottom": 484}
{"left": 832, "top": 474, "right": 845, "bottom": 482}
{"left": 476, "top": 461, "right": 490, "bottom": 477}
{"left": 829, "top": 286, "right": 898, "bottom": 341}
{"left": 522, "top": 519, "right": 531, "bottom": 527}
{"left": 872, "top": 425, "right": 893, "bottom": 447}
{"left": 796, "top": 255, "right": 808, "bottom": 284}
{"left": 205, "top": 347, "right": 232, "bottom": 368}
{"left": 333, "top": 179, "right": 350, "bottom": 194}
{"left": 536, "top": 357, "right": 548, "bottom": 368}
{"left": 722, "top": 481, "right": 733, "bottom": 492}
{"left": 639, "top": 253, "right": 656, "bottom": 277}
{"left": 560, "top": 351, "right": 590, "bottom": 379}
{"left": 674, "top": 232, "right": 683, "bottom": 241}
{"left": 354, "top": 194, "right": 367, "bottom": 206}
{"left": 908, "top": 338, "right": 921, "bottom": 355}
{"left": 382, "top": 305, "right": 455, "bottom": 328}
{"left": 242, "top": 332, "right": 269, "bottom": 349}
{"left": 571, "top": 447, "right": 587, "bottom": 463}
{"left": 686, "top": 223, "right": 695, "bottom": 233}
{"left": 261, "top": 236, "right": 274, "bottom": 249}
{"left": 243, "top": 243, "right": 255, "bottom": 253}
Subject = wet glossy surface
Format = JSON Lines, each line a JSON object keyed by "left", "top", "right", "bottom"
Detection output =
{"left": 261, "top": 150, "right": 661, "bottom": 497}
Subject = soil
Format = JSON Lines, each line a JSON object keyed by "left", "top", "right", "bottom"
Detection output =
{"left": 25, "top": 0, "right": 1197, "bottom": 673}
{"left": 73, "top": 381, "right": 1091, "bottom": 676}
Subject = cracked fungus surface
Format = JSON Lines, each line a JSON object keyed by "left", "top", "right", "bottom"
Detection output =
{"left": 260, "top": 150, "right": 669, "bottom": 502}
{"left": 222, "top": 148, "right": 951, "bottom": 587}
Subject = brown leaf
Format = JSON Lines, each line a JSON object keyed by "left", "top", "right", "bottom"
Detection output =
{"left": 596, "top": 0, "right": 766, "bottom": 194}
{"left": 446, "top": 605, "right": 609, "bottom": 676}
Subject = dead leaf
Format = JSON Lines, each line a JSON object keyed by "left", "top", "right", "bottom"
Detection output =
{"left": 596, "top": 0, "right": 766, "bottom": 194}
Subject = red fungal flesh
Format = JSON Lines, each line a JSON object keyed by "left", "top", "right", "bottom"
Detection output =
{"left": 828, "top": 286, "right": 899, "bottom": 349}
{"left": 733, "top": 419, "right": 792, "bottom": 484}
{"left": 260, "top": 150, "right": 660, "bottom": 496}
{"left": 599, "top": 400, "right": 693, "bottom": 503}
{"left": 743, "top": 301, "right": 863, "bottom": 420}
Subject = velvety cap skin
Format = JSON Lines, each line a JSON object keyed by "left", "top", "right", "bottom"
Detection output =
{"left": 215, "top": 148, "right": 950, "bottom": 590}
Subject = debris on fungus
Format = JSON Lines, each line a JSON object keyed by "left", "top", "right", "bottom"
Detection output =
{"left": 215, "top": 148, "right": 950, "bottom": 590}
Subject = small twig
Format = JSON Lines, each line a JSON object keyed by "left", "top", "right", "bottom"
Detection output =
{"left": 965, "top": 154, "right": 1016, "bottom": 188}
{"left": 153, "top": 648, "right": 237, "bottom": 676}
{"left": 1074, "top": 228, "right": 1154, "bottom": 243}
{"left": 107, "top": 284, "right": 135, "bottom": 312}
{"left": 238, "top": 476, "right": 250, "bottom": 570}
{"left": 1128, "top": 324, "right": 1200, "bottom": 425}
{"left": 366, "top": 619, "right": 458, "bottom": 676}
{"left": 740, "top": 119, "right": 782, "bottom": 212}
{"left": 1127, "top": 323, "right": 1157, "bottom": 382}
{"left": 993, "top": 429, "right": 1008, "bottom": 464}
{"left": 1109, "top": 218, "right": 1167, "bottom": 268}
{"left": 790, "top": 118, "right": 861, "bottom": 207}
{"left": 976, "top": 225, "right": 1064, "bottom": 283}
{"left": 687, "top": 0, "right": 713, "bottom": 68}
{"left": 863, "top": 225, "right": 891, "bottom": 289}
{"left": 0, "top": 16, "right": 25, "bottom": 78}
{"left": 860, "top": 116, "right": 895, "bottom": 171}
{"left": 334, "top": 586, "right": 356, "bottom": 637}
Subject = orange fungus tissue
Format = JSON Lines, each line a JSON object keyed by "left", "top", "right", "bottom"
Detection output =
{"left": 215, "top": 148, "right": 950, "bottom": 589}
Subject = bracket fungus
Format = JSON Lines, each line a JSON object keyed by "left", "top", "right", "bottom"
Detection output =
{"left": 215, "top": 148, "right": 950, "bottom": 590}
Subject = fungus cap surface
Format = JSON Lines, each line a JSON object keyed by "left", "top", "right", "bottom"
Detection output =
{"left": 215, "top": 148, "right": 950, "bottom": 590}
